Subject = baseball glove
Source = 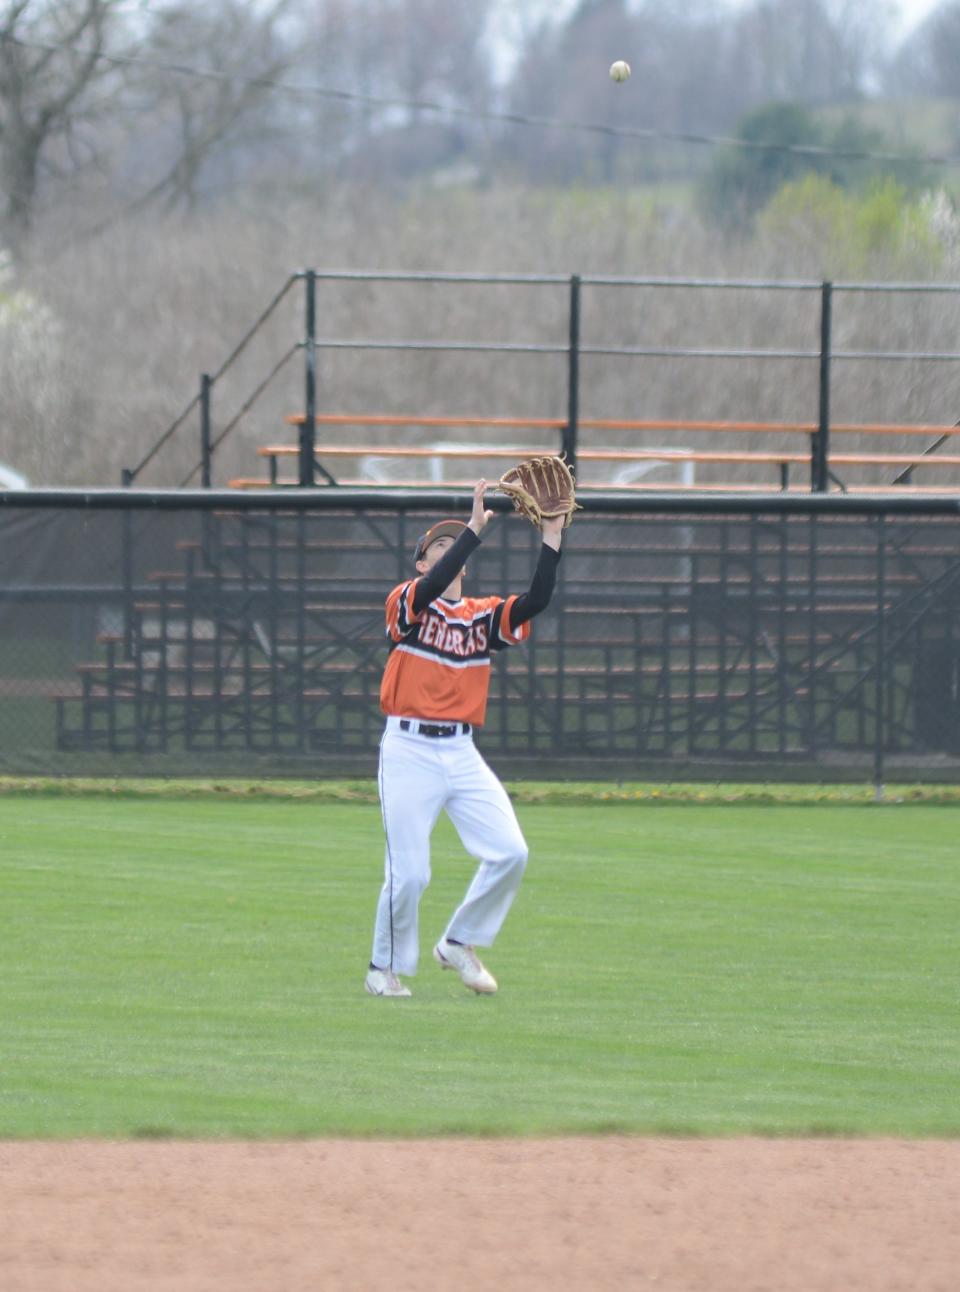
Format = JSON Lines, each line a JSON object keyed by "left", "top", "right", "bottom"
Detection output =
{"left": 497, "top": 455, "right": 581, "bottom": 529}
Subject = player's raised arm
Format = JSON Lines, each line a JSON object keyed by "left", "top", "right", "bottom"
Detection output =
{"left": 409, "top": 480, "right": 491, "bottom": 615}
{"left": 509, "top": 515, "right": 564, "bottom": 627}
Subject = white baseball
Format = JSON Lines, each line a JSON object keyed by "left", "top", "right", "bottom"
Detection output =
{"left": 609, "top": 60, "right": 631, "bottom": 83}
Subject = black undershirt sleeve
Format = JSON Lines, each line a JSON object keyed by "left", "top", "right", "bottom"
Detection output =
{"left": 411, "top": 527, "right": 482, "bottom": 616}
{"left": 510, "top": 543, "right": 562, "bottom": 626}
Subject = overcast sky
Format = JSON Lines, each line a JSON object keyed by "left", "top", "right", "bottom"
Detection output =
{"left": 894, "top": 0, "right": 943, "bottom": 34}
{"left": 491, "top": 0, "right": 944, "bottom": 42}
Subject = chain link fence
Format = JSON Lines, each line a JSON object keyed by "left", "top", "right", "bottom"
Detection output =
{"left": 1, "top": 491, "right": 959, "bottom": 781}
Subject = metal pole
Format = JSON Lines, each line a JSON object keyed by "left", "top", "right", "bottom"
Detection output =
{"left": 874, "top": 514, "right": 886, "bottom": 795}
{"left": 814, "top": 280, "right": 833, "bottom": 492}
{"left": 301, "top": 270, "right": 317, "bottom": 487}
{"left": 564, "top": 274, "right": 581, "bottom": 470}
{"left": 200, "top": 374, "right": 213, "bottom": 488}
{"left": 120, "top": 468, "right": 134, "bottom": 659}
{"left": 199, "top": 374, "right": 213, "bottom": 577}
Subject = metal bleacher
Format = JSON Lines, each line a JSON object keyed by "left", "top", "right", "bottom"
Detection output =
{"left": 47, "top": 271, "right": 960, "bottom": 776}
{"left": 50, "top": 498, "right": 960, "bottom": 773}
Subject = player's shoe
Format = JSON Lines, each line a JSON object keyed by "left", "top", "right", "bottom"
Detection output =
{"left": 433, "top": 939, "right": 498, "bottom": 994}
{"left": 364, "top": 967, "right": 412, "bottom": 997}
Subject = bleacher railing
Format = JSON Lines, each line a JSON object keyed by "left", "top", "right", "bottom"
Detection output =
{"left": 124, "top": 271, "right": 960, "bottom": 494}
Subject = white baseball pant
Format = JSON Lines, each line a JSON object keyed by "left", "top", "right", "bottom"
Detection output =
{"left": 371, "top": 715, "right": 529, "bottom": 975}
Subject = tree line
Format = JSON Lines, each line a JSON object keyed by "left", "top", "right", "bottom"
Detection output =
{"left": 2, "top": 0, "right": 960, "bottom": 253}
{"left": 3, "top": 0, "right": 960, "bottom": 490}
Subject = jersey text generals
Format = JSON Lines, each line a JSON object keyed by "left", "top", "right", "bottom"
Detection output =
{"left": 380, "top": 581, "right": 531, "bottom": 726}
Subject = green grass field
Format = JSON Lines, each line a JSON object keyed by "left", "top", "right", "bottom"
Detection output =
{"left": 2, "top": 792, "right": 958, "bottom": 1138}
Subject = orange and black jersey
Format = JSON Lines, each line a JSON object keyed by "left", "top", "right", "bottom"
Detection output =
{"left": 379, "top": 526, "right": 561, "bottom": 727}
{"left": 381, "top": 587, "right": 528, "bottom": 726}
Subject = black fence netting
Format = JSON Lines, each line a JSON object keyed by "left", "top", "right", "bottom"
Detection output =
{"left": 1, "top": 494, "right": 959, "bottom": 780}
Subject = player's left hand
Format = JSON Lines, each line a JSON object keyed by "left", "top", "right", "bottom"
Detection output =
{"left": 469, "top": 478, "right": 495, "bottom": 536}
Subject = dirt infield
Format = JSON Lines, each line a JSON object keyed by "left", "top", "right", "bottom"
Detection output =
{"left": 3, "top": 1138, "right": 958, "bottom": 1291}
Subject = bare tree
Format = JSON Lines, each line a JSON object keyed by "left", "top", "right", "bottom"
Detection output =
{"left": 0, "top": 0, "right": 128, "bottom": 250}
{"left": 126, "top": 0, "right": 295, "bottom": 213}
{"left": 505, "top": 0, "right": 737, "bottom": 186}
{"left": 725, "top": 0, "right": 869, "bottom": 107}
{"left": 827, "top": 0, "right": 899, "bottom": 87}
{"left": 506, "top": 0, "right": 643, "bottom": 185}
{"left": 300, "top": 0, "right": 497, "bottom": 182}
{"left": 887, "top": 2, "right": 960, "bottom": 98}
{"left": 1, "top": 0, "right": 302, "bottom": 249}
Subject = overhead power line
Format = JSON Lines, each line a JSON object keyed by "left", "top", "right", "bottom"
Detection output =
{"left": 2, "top": 31, "right": 954, "bottom": 168}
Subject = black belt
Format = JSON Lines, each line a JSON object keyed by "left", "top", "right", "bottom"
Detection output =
{"left": 399, "top": 719, "right": 471, "bottom": 738}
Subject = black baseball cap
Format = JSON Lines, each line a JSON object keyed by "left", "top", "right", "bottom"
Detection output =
{"left": 414, "top": 519, "right": 467, "bottom": 563}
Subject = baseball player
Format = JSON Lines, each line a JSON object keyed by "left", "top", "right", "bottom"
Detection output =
{"left": 365, "top": 478, "right": 564, "bottom": 997}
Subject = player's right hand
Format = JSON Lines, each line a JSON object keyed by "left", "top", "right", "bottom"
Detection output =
{"left": 469, "top": 478, "right": 494, "bottom": 535}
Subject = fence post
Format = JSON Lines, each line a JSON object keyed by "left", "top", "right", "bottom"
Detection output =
{"left": 301, "top": 270, "right": 317, "bottom": 487}
{"left": 814, "top": 280, "right": 833, "bottom": 492}
{"left": 200, "top": 373, "right": 212, "bottom": 488}
{"left": 563, "top": 274, "right": 580, "bottom": 470}
{"left": 120, "top": 468, "right": 134, "bottom": 660}
{"left": 874, "top": 513, "right": 886, "bottom": 796}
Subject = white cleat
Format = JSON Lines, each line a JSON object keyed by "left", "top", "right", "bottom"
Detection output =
{"left": 364, "top": 967, "right": 412, "bottom": 997}
{"left": 433, "top": 938, "right": 498, "bottom": 994}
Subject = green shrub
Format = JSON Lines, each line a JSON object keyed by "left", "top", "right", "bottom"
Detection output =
{"left": 757, "top": 174, "right": 943, "bottom": 275}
